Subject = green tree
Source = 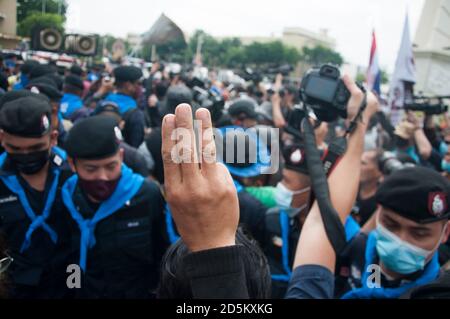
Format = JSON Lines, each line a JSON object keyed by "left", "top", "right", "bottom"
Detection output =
{"left": 301, "top": 45, "right": 344, "bottom": 66}
{"left": 17, "top": 0, "right": 68, "bottom": 22}
{"left": 18, "top": 12, "right": 64, "bottom": 37}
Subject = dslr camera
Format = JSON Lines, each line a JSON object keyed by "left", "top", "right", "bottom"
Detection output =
{"left": 378, "top": 152, "right": 415, "bottom": 176}
{"left": 192, "top": 86, "right": 225, "bottom": 123}
{"left": 300, "top": 64, "right": 351, "bottom": 122}
{"left": 404, "top": 95, "right": 449, "bottom": 115}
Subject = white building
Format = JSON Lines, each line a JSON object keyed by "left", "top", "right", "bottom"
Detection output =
{"left": 413, "top": 0, "right": 450, "bottom": 95}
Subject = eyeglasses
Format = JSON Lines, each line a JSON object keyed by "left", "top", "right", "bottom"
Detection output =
{"left": 0, "top": 254, "right": 13, "bottom": 274}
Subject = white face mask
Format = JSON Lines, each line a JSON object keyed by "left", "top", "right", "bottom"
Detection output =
{"left": 275, "top": 182, "right": 310, "bottom": 213}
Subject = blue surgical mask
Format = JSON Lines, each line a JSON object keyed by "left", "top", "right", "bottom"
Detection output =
{"left": 439, "top": 142, "right": 449, "bottom": 157}
{"left": 275, "top": 182, "right": 310, "bottom": 213}
{"left": 442, "top": 160, "right": 450, "bottom": 173}
{"left": 375, "top": 222, "right": 445, "bottom": 275}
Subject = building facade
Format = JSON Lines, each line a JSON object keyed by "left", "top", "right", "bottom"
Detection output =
{"left": 413, "top": 0, "right": 450, "bottom": 96}
{"left": 0, "top": 0, "right": 20, "bottom": 49}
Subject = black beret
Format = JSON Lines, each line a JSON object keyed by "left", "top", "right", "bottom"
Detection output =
{"left": 228, "top": 98, "right": 258, "bottom": 120}
{"left": 376, "top": 167, "right": 450, "bottom": 224}
{"left": 29, "top": 64, "right": 54, "bottom": 79}
{"left": 65, "top": 74, "right": 84, "bottom": 91}
{"left": 0, "top": 90, "right": 49, "bottom": 110}
{"left": 70, "top": 64, "right": 83, "bottom": 76}
{"left": 282, "top": 143, "right": 309, "bottom": 175}
{"left": 21, "top": 60, "right": 40, "bottom": 75}
{"left": 27, "top": 76, "right": 62, "bottom": 100}
{"left": 113, "top": 66, "right": 143, "bottom": 83}
{"left": 65, "top": 116, "right": 122, "bottom": 160}
{"left": 46, "top": 73, "right": 63, "bottom": 91}
{"left": 0, "top": 96, "right": 52, "bottom": 138}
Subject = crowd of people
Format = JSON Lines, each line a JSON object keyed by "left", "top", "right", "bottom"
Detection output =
{"left": 0, "top": 50, "right": 449, "bottom": 299}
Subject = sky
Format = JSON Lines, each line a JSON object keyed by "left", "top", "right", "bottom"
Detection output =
{"left": 65, "top": 0, "right": 426, "bottom": 72}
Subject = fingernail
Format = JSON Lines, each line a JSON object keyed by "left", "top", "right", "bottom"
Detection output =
{"left": 164, "top": 115, "right": 175, "bottom": 126}
{"left": 196, "top": 108, "right": 209, "bottom": 121}
{"left": 176, "top": 103, "right": 191, "bottom": 116}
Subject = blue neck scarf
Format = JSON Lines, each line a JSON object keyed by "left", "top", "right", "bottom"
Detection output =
{"left": 13, "top": 74, "right": 28, "bottom": 91}
{"left": 104, "top": 93, "right": 137, "bottom": 115}
{"left": 60, "top": 93, "right": 83, "bottom": 119}
{"left": 61, "top": 164, "right": 144, "bottom": 272}
{"left": 341, "top": 231, "right": 440, "bottom": 299}
{"left": 0, "top": 147, "right": 66, "bottom": 253}
{"left": 271, "top": 210, "right": 293, "bottom": 282}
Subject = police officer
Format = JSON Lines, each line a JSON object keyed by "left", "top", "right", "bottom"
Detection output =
{"left": 103, "top": 66, "right": 146, "bottom": 148}
{"left": 0, "top": 96, "right": 71, "bottom": 298}
{"left": 62, "top": 116, "right": 168, "bottom": 298}
{"left": 60, "top": 75, "right": 84, "bottom": 121}
{"left": 336, "top": 166, "right": 450, "bottom": 299}
{"left": 92, "top": 102, "right": 150, "bottom": 177}
{"left": 26, "top": 76, "right": 66, "bottom": 147}
{"left": 12, "top": 60, "right": 39, "bottom": 91}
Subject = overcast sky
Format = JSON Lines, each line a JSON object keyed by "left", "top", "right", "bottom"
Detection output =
{"left": 65, "top": 0, "right": 425, "bottom": 72}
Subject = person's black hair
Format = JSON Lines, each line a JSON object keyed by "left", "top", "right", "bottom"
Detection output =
{"left": 154, "top": 81, "right": 169, "bottom": 100}
{"left": 157, "top": 228, "right": 271, "bottom": 299}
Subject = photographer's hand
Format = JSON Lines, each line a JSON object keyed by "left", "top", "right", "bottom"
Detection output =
{"left": 162, "top": 104, "right": 239, "bottom": 252}
{"left": 293, "top": 75, "right": 378, "bottom": 272}
{"left": 406, "top": 111, "right": 433, "bottom": 160}
{"left": 97, "top": 77, "right": 114, "bottom": 96}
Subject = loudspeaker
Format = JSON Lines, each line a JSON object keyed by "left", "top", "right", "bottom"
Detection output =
{"left": 31, "top": 28, "right": 63, "bottom": 52}
{"left": 64, "top": 34, "right": 98, "bottom": 56}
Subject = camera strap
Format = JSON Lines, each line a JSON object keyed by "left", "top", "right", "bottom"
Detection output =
{"left": 302, "top": 117, "right": 347, "bottom": 255}
{"left": 346, "top": 89, "right": 368, "bottom": 136}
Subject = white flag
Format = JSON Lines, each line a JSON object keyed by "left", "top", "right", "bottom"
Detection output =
{"left": 388, "top": 13, "right": 416, "bottom": 126}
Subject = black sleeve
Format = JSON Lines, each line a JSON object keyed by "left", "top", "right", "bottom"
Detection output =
{"left": 238, "top": 192, "right": 267, "bottom": 244}
{"left": 183, "top": 245, "right": 250, "bottom": 299}
{"left": 285, "top": 265, "right": 335, "bottom": 299}
{"left": 147, "top": 105, "right": 163, "bottom": 128}
{"left": 424, "top": 149, "right": 443, "bottom": 172}
{"left": 423, "top": 127, "right": 441, "bottom": 150}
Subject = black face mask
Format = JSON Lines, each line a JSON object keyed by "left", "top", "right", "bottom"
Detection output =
{"left": 78, "top": 177, "right": 120, "bottom": 202}
{"left": 8, "top": 150, "right": 50, "bottom": 175}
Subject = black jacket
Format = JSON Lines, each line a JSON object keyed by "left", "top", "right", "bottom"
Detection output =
{"left": 65, "top": 179, "right": 168, "bottom": 299}
{"left": 0, "top": 155, "right": 72, "bottom": 298}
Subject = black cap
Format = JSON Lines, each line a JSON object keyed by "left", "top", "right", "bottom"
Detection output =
{"left": 228, "top": 98, "right": 258, "bottom": 120}
{"left": 70, "top": 64, "right": 83, "bottom": 76}
{"left": 46, "top": 73, "right": 63, "bottom": 91}
{"left": 0, "top": 90, "right": 50, "bottom": 110}
{"left": 65, "top": 74, "right": 84, "bottom": 91}
{"left": 93, "top": 101, "right": 121, "bottom": 117}
{"left": 27, "top": 76, "right": 62, "bottom": 100}
{"left": 376, "top": 167, "right": 450, "bottom": 224}
{"left": 65, "top": 116, "right": 122, "bottom": 160}
{"left": 21, "top": 60, "right": 40, "bottom": 75}
{"left": 29, "top": 64, "right": 54, "bottom": 80}
{"left": 0, "top": 96, "right": 52, "bottom": 138}
{"left": 113, "top": 66, "right": 143, "bottom": 83}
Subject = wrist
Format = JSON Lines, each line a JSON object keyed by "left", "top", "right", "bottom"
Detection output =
{"left": 187, "top": 237, "right": 236, "bottom": 253}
